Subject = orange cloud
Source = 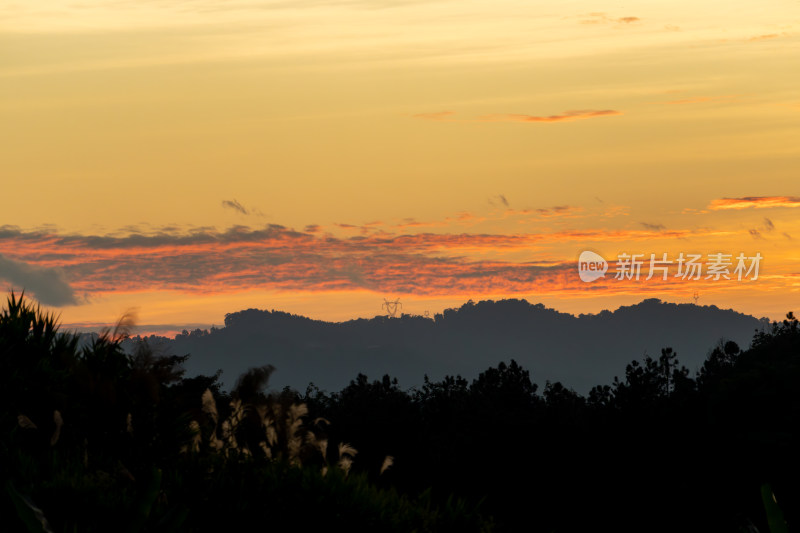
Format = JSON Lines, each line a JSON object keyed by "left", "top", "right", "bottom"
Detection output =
{"left": 747, "top": 33, "right": 781, "bottom": 42}
{"left": 414, "top": 110, "right": 622, "bottom": 124}
{"left": 482, "top": 110, "right": 622, "bottom": 123}
{"left": 708, "top": 196, "right": 800, "bottom": 210}
{"left": 395, "top": 218, "right": 446, "bottom": 229}
{"left": 579, "top": 13, "right": 640, "bottom": 25}
{"left": 451, "top": 212, "right": 484, "bottom": 223}
{"left": 602, "top": 205, "right": 630, "bottom": 218}
{"left": 0, "top": 224, "right": 725, "bottom": 301}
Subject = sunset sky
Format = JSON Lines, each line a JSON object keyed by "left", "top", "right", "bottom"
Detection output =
{"left": 1, "top": 0, "right": 798, "bottom": 334}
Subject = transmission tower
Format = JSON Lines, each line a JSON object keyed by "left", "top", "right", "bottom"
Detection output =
{"left": 382, "top": 298, "right": 402, "bottom": 318}
{"left": 693, "top": 292, "right": 700, "bottom": 305}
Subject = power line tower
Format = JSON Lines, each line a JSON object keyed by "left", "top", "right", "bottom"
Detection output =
{"left": 382, "top": 298, "right": 402, "bottom": 318}
{"left": 693, "top": 292, "right": 700, "bottom": 305}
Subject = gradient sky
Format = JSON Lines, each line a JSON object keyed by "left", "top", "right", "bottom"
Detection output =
{"left": 1, "top": 0, "right": 798, "bottom": 333}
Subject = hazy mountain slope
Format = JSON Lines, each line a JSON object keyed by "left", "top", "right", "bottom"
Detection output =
{"left": 127, "top": 298, "right": 770, "bottom": 394}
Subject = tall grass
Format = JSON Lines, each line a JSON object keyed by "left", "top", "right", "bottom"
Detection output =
{"left": 1, "top": 292, "right": 493, "bottom": 532}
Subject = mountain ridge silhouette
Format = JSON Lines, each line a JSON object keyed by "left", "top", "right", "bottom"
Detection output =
{"left": 124, "top": 297, "right": 770, "bottom": 394}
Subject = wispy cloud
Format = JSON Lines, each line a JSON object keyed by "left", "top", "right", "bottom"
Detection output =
{"left": 532, "top": 206, "right": 581, "bottom": 218}
{"left": 450, "top": 212, "right": 484, "bottom": 224}
{"left": 579, "top": 13, "right": 641, "bottom": 25}
{"left": 602, "top": 205, "right": 630, "bottom": 218}
{"left": 395, "top": 218, "right": 442, "bottom": 229}
{"left": 746, "top": 33, "right": 782, "bottom": 42}
{"left": 415, "top": 110, "right": 622, "bottom": 124}
{"left": 222, "top": 199, "right": 248, "bottom": 215}
{"left": 748, "top": 217, "right": 778, "bottom": 240}
{"left": 488, "top": 194, "right": 509, "bottom": 207}
{"left": 640, "top": 222, "right": 666, "bottom": 231}
{"left": 708, "top": 196, "right": 800, "bottom": 210}
{"left": 394, "top": 212, "right": 487, "bottom": 229}
{"left": 482, "top": 110, "right": 622, "bottom": 123}
{"left": 716, "top": 32, "right": 789, "bottom": 44}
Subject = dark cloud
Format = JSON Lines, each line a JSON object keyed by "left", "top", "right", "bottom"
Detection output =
{"left": 0, "top": 254, "right": 78, "bottom": 306}
{"left": 222, "top": 199, "right": 248, "bottom": 215}
{"left": 640, "top": 222, "right": 666, "bottom": 231}
{"left": 535, "top": 205, "right": 577, "bottom": 217}
{"left": 763, "top": 218, "right": 775, "bottom": 232}
{"left": 748, "top": 229, "right": 763, "bottom": 240}
{"left": 489, "top": 195, "right": 510, "bottom": 208}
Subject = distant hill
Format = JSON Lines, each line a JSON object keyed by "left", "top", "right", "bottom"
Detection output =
{"left": 124, "top": 298, "right": 771, "bottom": 394}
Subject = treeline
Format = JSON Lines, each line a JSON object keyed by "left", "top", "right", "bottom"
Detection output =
{"left": 296, "top": 317, "right": 800, "bottom": 532}
{"left": 1, "top": 290, "right": 798, "bottom": 532}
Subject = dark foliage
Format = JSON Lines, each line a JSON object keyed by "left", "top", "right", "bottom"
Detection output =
{"left": 0, "top": 292, "right": 492, "bottom": 532}
{"left": 2, "top": 291, "right": 799, "bottom": 532}
{"left": 303, "top": 314, "right": 800, "bottom": 533}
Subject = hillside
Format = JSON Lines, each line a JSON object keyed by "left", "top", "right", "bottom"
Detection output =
{"left": 126, "top": 298, "right": 769, "bottom": 393}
